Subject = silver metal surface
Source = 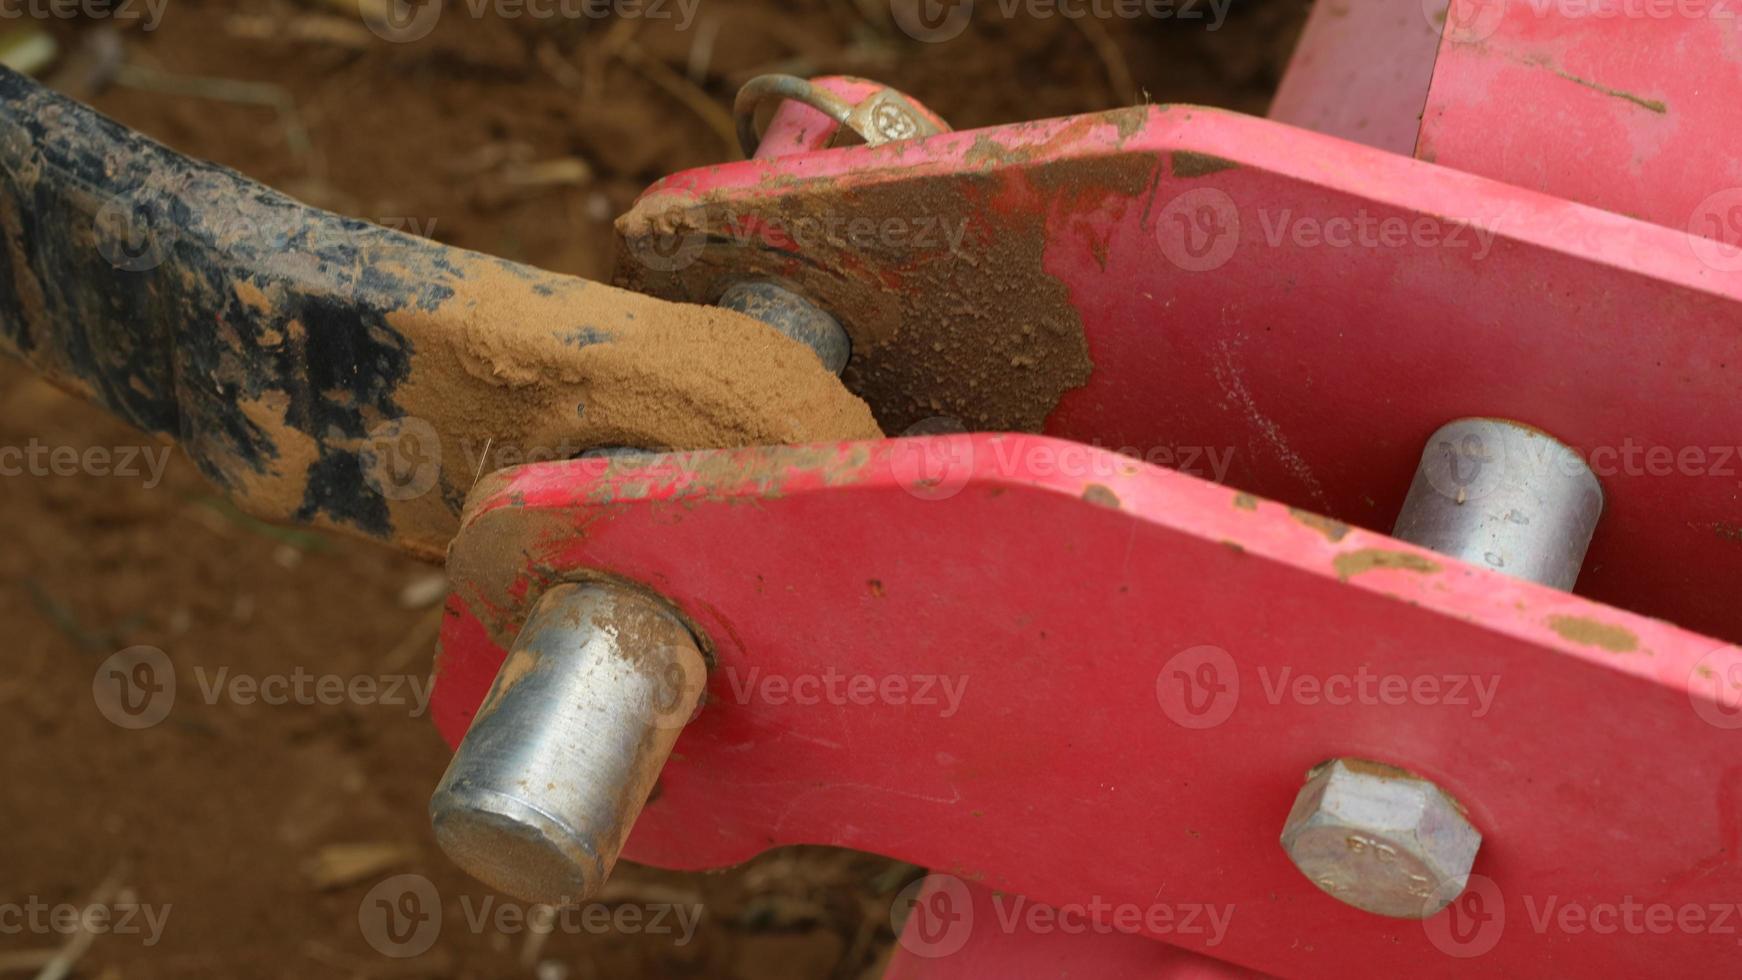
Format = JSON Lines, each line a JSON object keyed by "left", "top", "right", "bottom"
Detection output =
{"left": 430, "top": 582, "right": 706, "bottom": 904}
{"left": 718, "top": 280, "right": 851, "bottom": 374}
{"left": 1392, "top": 417, "right": 1603, "bottom": 590}
{"left": 1279, "top": 759, "right": 1482, "bottom": 919}
{"left": 732, "top": 73, "right": 945, "bottom": 158}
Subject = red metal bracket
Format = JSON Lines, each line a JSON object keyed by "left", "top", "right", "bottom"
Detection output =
{"left": 438, "top": 44, "right": 1742, "bottom": 978}
{"left": 615, "top": 101, "right": 1742, "bottom": 646}
{"left": 435, "top": 437, "right": 1742, "bottom": 977}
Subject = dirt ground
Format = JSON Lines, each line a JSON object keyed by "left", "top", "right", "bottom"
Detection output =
{"left": 0, "top": 2, "right": 1306, "bottom": 977}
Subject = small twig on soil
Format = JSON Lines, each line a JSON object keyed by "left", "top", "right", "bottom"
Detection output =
{"left": 535, "top": 42, "right": 585, "bottom": 93}
{"left": 382, "top": 609, "right": 443, "bottom": 673}
{"left": 615, "top": 41, "right": 739, "bottom": 157}
{"left": 578, "top": 17, "right": 643, "bottom": 101}
{"left": 186, "top": 495, "right": 331, "bottom": 552}
{"left": 469, "top": 437, "right": 494, "bottom": 488}
{"left": 44, "top": 26, "right": 124, "bottom": 101}
{"left": 32, "top": 865, "right": 126, "bottom": 980}
{"left": 20, "top": 578, "right": 112, "bottom": 654}
{"left": 685, "top": 13, "right": 722, "bottom": 84}
{"left": 112, "top": 64, "right": 314, "bottom": 163}
{"left": 1069, "top": 15, "right": 1136, "bottom": 105}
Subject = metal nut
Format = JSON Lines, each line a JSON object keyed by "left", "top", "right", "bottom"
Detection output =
{"left": 1279, "top": 758, "right": 1481, "bottom": 918}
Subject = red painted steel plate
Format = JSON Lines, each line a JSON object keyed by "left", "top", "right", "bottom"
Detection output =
{"left": 435, "top": 436, "right": 1742, "bottom": 978}
{"left": 615, "top": 103, "right": 1742, "bottom": 647}
{"left": 1270, "top": 0, "right": 1443, "bottom": 154}
{"left": 1419, "top": 0, "right": 1742, "bottom": 241}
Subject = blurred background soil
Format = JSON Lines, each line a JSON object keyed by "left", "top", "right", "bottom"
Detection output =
{"left": 0, "top": 2, "right": 1306, "bottom": 976}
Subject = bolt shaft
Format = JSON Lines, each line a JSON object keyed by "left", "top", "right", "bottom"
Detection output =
{"left": 718, "top": 280, "right": 851, "bottom": 375}
{"left": 1392, "top": 418, "right": 1603, "bottom": 590}
{"left": 430, "top": 582, "right": 706, "bottom": 904}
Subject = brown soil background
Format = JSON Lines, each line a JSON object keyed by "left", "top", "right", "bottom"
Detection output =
{"left": 0, "top": 3, "right": 1305, "bottom": 977}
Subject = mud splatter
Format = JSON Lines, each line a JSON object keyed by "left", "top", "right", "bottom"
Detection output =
{"left": 1172, "top": 151, "right": 1240, "bottom": 178}
{"left": 1290, "top": 508, "right": 1351, "bottom": 543}
{"left": 1547, "top": 614, "right": 1640, "bottom": 653}
{"left": 1333, "top": 549, "right": 1440, "bottom": 581}
{"left": 1082, "top": 484, "right": 1120, "bottom": 508}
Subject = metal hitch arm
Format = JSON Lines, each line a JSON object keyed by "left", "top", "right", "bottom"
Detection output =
{"left": 0, "top": 67, "right": 878, "bottom": 557}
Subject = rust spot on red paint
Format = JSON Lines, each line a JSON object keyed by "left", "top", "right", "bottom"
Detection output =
{"left": 1172, "top": 151, "right": 1240, "bottom": 178}
{"left": 1547, "top": 615, "right": 1639, "bottom": 653}
{"left": 1082, "top": 484, "right": 1120, "bottom": 509}
{"left": 1290, "top": 508, "right": 1351, "bottom": 543}
{"left": 1333, "top": 549, "right": 1440, "bottom": 581}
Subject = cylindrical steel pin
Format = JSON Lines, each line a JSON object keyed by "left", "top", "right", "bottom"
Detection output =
{"left": 430, "top": 582, "right": 707, "bottom": 904}
{"left": 1281, "top": 419, "right": 1604, "bottom": 919}
{"left": 1391, "top": 417, "right": 1603, "bottom": 590}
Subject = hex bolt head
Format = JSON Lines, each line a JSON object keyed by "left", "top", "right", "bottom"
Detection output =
{"left": 1279, "top": 759, "right": 1482, "bottom": 919}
